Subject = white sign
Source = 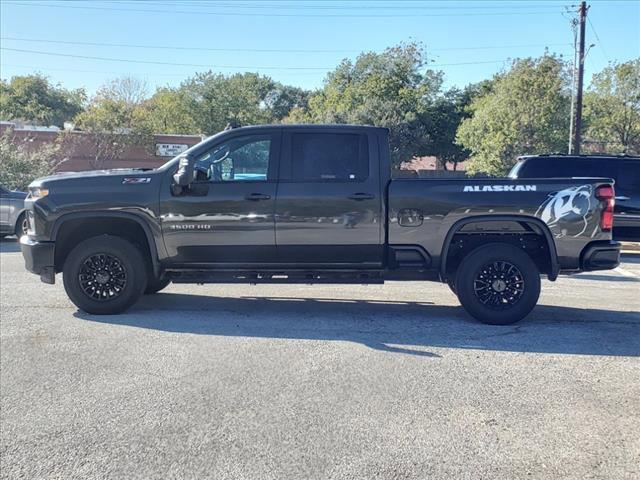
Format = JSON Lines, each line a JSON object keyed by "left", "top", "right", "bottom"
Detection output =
{"left": 156, "top": 143, "right": 189, "bottom": 157}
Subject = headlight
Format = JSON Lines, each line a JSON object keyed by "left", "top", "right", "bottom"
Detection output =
{"left": 29, "top": 187, "right": 49, "bottom": 199}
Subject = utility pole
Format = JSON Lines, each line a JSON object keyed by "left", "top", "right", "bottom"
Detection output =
{"left": 571, "top": 1, "right": 588, "bottom": 155}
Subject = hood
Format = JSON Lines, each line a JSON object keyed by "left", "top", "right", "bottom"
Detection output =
{"left": 32, "top": 168, "right": 155, "bottom": 184}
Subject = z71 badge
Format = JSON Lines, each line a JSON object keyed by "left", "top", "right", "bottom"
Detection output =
{"left": 122, "top": 177, "right": 151, "bottom": 184}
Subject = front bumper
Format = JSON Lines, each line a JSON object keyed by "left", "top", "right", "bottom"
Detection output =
{"left": 580, "top": 240, "right": 621, "bottom": 271}
{"left": 20, "top": 236, "right": 55, "bottom": 284}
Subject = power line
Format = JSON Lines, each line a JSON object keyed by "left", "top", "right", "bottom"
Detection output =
{"left": 101, "top": 0, "right": 566, "bottom": 11}
{"left": 4, "top": 1, "right": 566, "bottom": 18}
{"left": 0, "top": 36, "right": 573, "bottom": 55}
{"left": 0, "top": 63, "right": 193, "bottom": 77}
{"left": 0, "top": 47, "right": 332, "bottom": 70}
{"left": 0, "top": 47, "right": 515, "bottom": 70}
{"left": 587, "top": 16, "right": 611, "bottom": 63}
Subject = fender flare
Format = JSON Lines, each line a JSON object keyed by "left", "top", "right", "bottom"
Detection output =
{"left": 51, "top": 211, "right": 162, "bottom": 276}
{"left": 440, "top": 214, "right": 559, "bottom": 281}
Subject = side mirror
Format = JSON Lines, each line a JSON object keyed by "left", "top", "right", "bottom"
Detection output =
{"left": 173, "top": 155, "right": 196, "bottom": 187}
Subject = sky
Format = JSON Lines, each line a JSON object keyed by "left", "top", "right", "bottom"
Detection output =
{"left": 1, "top": 0, "right": 639, "bottom": 97}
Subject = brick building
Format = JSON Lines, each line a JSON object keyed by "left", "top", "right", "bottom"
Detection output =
{"left": 0, "top": 121, "right": 203, "bottom": 172}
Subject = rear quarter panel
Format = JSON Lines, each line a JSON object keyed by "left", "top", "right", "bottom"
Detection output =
{"left": 388, "top": 178, "right": 614, "bottom": 270}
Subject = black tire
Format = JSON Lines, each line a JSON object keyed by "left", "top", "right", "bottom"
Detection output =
{"left": 455, "top": 243, "right": 541, "bottom": 325}
{"left": 63, "top": 235, "right": 147, "bottom": 315}
{"left": 15, "top": 212, "right": 28, "bottom": 238}
{"left": 144, "top": 275, "right": 171, "bottom": 294}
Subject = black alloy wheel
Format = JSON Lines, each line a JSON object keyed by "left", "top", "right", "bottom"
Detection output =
{"left": 455, "top": 243, "right": 541, "bottom": 325}
{"left": 63, "top": 235, "right": 147, "bottom": 314}
{"left": 472, "top": 261, "right": 525, "bottom": 309}
{"left": 78, "top": 253, "right": 128, "bottom": 301}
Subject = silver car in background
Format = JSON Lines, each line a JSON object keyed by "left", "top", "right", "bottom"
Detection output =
{"left": 0, "top": 185, "right": 28, "bottom": 239}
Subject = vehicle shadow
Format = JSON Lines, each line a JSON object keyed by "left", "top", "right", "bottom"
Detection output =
{"left": 570, "top": 274, "right": 640, "bottom": 282}
{"left": 75, "top": 293, "right": 640, "bottom": 357}
{"left": 0, "top": 237, "right": 20, "bottom": 253}
{"left": 621, "top": 252, "right": 640, "bottom": 264}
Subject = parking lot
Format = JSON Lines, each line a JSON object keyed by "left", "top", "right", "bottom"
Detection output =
{"left": 1, "top": 238, "right": 639, "bottom": 479}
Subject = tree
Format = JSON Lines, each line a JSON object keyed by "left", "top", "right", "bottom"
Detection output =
{"left": 75, "top": 77, "right": 153, "bottom": 169}
{"left": 289, "top": 42, "right": 444, "bottom": 166}
{"left": 0, "top": 128, "right": 61, "bottom": 190}
{"left": 584, "top": 59, "right": 640, "bottom": 154}
{"left": 135, "top": 88, "right": 198, "bottom": 134}
{"left": 421, "top": 85, "right": 487, "bottom": 170}
{"left": 181, "top": 72, "right": 291, "bottom": 135}
{"left": 456, "top": 55, "right": 571, "bottom": 176}
{"left": 0, "top": 74, "right": 85, "bottom": 127}
{"left": 97, "top": 76, "right": 148, "bottom": 106}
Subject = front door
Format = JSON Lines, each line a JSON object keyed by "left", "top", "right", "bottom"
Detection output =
{"left": 275, "top": 129, "right": 383, "bottom": 267}
{"left": 159, "top": 132, "right": 281, "bottom": 266}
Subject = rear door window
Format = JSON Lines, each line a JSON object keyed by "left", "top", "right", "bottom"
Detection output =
{"left": 290, "top": 133, "right": 369, "bottom": 182}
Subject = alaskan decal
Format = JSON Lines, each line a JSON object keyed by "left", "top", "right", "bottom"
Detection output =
{"left": 463, "top": 185, "right": 537, "bottom": 192}
{"left": 535, "top": 185, "right": 593, "bottom": 238}
{"left": 122, "top": 177, "right": 151, "bottom": 184}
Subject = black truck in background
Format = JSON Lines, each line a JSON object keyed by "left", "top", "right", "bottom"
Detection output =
{"left": 510, "top": 154, "right": 640, "bottom": 241}
{"left": 20, "top": 125, "right": 621, "bottom": 324}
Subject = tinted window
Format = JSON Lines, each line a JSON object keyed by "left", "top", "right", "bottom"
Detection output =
{"left": 518, "top": 157, "right": 619, "bottom": 178}
{"left": 195, "top": 135, "right": 271, "bottom": 182}
{"left": 291, "top": 133, "right": 368, "bottom": 181}
{"left": 617, "top": 161, "right": 640, "bottom": 191}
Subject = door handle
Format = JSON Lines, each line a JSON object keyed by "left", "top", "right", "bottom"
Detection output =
{"left": 348, "top": 192, "right": 375, "bottom": 201}
{"left": 245, "top": 193, "right": 271, "bottom": 201}
{"left": 615, "top": 196, "right": 630, "bottom": 201}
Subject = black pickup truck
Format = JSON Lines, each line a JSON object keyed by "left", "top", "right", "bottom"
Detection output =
{"left": 20, "top": 125, "right": 621, "bottom": 324}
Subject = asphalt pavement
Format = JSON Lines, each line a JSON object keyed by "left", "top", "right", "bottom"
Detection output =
{"left": 1, "top": 238, "right": 639, "bottom": 479}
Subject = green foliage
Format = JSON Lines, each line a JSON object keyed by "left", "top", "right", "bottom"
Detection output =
{"left": 135, "top": 88, "right": 198, "bottom": 134}
{"left": 75, "top": 77, "right": 153, "bottom": 168}
{"left": 0, "top": 128, "right": 60, "bottom": 190}
{"left": 457, "top": 55, "right": 571, "bottom": 176}
{"left": 585, "top": 59, "right": 640, "bottom": 154}
{"left": 179, "top": 72, "right": 305, "bottom": 135}
{"left": 0, "top": 74, "right": 85, "bottom": 127}
{"left": 294, "top": 42, "right": 444, "bottom": 166}
{"left": 421, "top": 86, "right": 481, "bottom": 170}
{"left": 4, "top": 47, "right": 636, "bottom": 178}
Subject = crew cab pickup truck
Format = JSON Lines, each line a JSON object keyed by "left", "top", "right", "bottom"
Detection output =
{"left": 20, "top": 125, "right": 621, "bottom": 324}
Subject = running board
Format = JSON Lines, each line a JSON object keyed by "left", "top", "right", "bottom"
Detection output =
{"left": 168, "top": 270, "right": 385, "bottom": 285}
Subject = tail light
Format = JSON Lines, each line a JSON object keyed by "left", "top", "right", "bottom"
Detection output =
{"left": 595, "top": 185, "right": 615, "bottom": 231}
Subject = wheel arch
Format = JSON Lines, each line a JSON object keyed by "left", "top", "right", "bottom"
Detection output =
{"left": 440, "top": 215, "right": 559, "bottom": 281}
{"left": 51, "top": 211, "right": 160, "bottom": 276}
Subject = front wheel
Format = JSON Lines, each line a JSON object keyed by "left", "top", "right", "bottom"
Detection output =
{"left": 15, "top": 212, "right": 28, "bottom": 238}
{"left": 455, "top": 243, "right": 541, "bottom": 325}
{"left": 63, "top": 235, "right": 147, "bottom": 314}
{"left": 144, "top": 275, "right": 171, "bottom": 294}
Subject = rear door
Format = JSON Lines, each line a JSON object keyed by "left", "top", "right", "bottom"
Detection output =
{"left": 275, "top": 128, "right": 383, "bottom": 267}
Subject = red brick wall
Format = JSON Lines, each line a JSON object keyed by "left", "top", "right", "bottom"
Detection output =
{"left": 0, "top": 124, "right": 203, "bottom": 172}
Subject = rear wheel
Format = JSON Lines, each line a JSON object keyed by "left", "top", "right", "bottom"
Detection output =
{"left": 63, "top": 235, "right": 147, "bottom": 314}
{"left": 455, "top": 243, "right": 540, "bottom": 325}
